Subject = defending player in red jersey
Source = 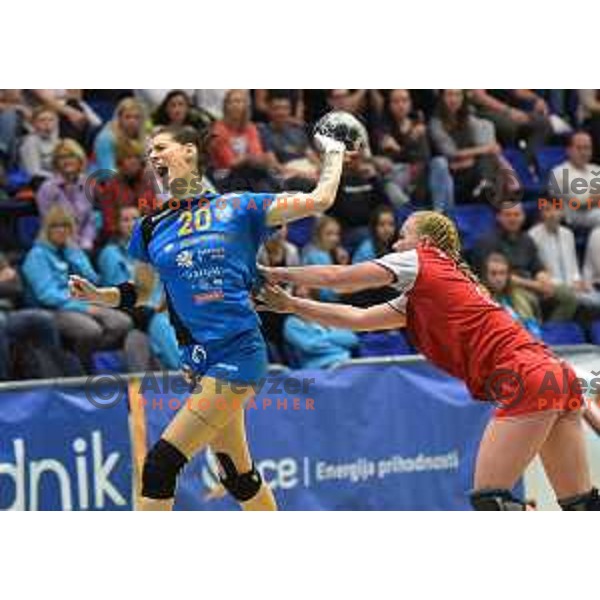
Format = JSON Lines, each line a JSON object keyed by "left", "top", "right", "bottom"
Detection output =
{"left": 260, "top": 211, "right": 599, "bottom": 511}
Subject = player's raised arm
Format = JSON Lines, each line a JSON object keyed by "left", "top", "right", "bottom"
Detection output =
{"left": 260, "top": 262, "right": 394, "bottom": 294}
{"left": 266, "top": 111, "right": 366, "bottom": 227}
{"left": 266, "top": 133, "right": 345, "bottom": 227}
{"left": 257, "top": 284, "right": 406, "bottom": 332}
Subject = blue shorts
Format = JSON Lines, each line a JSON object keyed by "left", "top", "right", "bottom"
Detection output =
{"left": 179, "top": 328, "right": 268, "bottom": 385}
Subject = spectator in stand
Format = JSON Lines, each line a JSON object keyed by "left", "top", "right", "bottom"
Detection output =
{"left": 257, "top": 224, "right": 301, "bottom": 363}
{"left": 95, "top": 139, "right": 154, "bottom": 244}
{"left": 352, "top": 205, "right": 398, "bottom": 264}
{"left": 529, "top": 202, "right": 600, "bottom": 312}
{"left": 93, "top": 98, "right": 145, "bottom": 172}
{"left": 349, "top": 205, "right": 399, "bottom": 309}
{"left": 56, "top": 89, "right": 102, "bottom": 153}
{"left": 0, "top": 90, "right": 30, "bottom": 173}
{"left": 328, "top": 150, "right": 389, "bottom": 251}
{"left": 578, "top": 90, "right": 600, "bottom": 163}
{"left": 28, "top": 90, "right": 100, "bottom": 146}
{"left": 152, "top": 90, "right": 212, "bottom": 132}
{"left": 548, "top": 131, "right": 600, "bottom": 229}
{"left": 482, "top": 252, "right": 541, "bottom": 338}
{"left": 97, "top": 205, "right": 179, "bottom": 371}
{"left": 430, "top": 89, "right": 512, "bottom": 205}
{"left": 469, "top": 89, "right": 552, "bottom": 175}
{"left": 22, "top": 205, "right": 132, "bottom": 373}
{"left": 254, "top": 89, "right": 305, "bottom": 124}
{"left": 257, "top": 223, "right": 301, "bottom": 271}
{"left": 135, "top": 89, "right": 188, "bottom": 111}
{"left": 135, "top": 89, "right": 229, "bottom": 121}
{"left": 584, "top": 227, "right": 600, "bottom": 291}
{"left": 19, "top": 106, "right": 60, "bottom": 185}
{"left": 376, "top": 89, "right": 453, "bottom": 212}
{"left": 329, "top": 88, "right": 384, "bottom": 125}
{"left": 259, "top": 92, "right": 319, "bottom": 190}
{"left": 36, "top": 139, "right": 96, "bottom": 252}
{"left": 283, "top": 285, "right": 358, "bottom": 369}
{"left": 302, "top": 216, "right": 349, "bottom": 303}
{"left": 0, "top": 251, "right": 73, "bottom": 380}
{"left": 474, "top": 202, "right": 577, "bottom": 321}
{"left": 195, "top": 90, "right": 229, "bottom": 121}
{"left": 210, "top": 89, "right": 277, "bottom": 192}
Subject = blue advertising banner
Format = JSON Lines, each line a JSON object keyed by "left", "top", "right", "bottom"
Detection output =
{"left": 141, "top": 361, "right": 497, "bottom": 511}
{"left": 0, "top": 384, "right": 132, "bottom": 511}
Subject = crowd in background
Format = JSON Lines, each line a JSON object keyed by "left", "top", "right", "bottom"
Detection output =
{"left": 1, "top": 89, "right": 600, "bottom": 382}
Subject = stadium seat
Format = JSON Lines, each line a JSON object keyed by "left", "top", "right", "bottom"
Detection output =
{"left": 394, "top": 205, "right": 415, "bottom": 226}
{"left": 541, "top": 322, "right": 586, "bottom": 346}
{"left": 536, "top": 146, "right": 567, "bottom": 183}
{"left": 503, "top": 148, "right": 541, "bottom": 193}
{"left": 454, "top": 204, "right": 495, "bottom": 251}
{"left": 16, "top": 215, "right": 40, "bottom": 249}
{"left": 358, "top": 331, "right": 414, "bottom": 358}
{"left": 92, "top": 351, "right": 126, "bottom": 374}
{"left": 6, "top": 168, "right": 31, "bottom": 192}
{"left": 591, "top": 321, "right": 600, "bottom": 346}
{"left": 87, "top": 99, "right": 116, "bottom": 123}
{"left": 287, "top": 217, "right": 316, "bottom": 248}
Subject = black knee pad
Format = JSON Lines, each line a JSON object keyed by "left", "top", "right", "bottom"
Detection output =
{"left": 470, "top": 489, "right": 527, "bottom": 511}
{"left": 216, "top": 453, "right": 263, "bottom": 503}
{"left": 142, "top": 439, "right": 188, "bottom": 500}
{"left": 559, "top": 488, "right": 600, "bottom": 511}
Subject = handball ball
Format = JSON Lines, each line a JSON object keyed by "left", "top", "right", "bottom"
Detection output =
{"left": 313, "top": 110, "right": 366, "bottom": 152}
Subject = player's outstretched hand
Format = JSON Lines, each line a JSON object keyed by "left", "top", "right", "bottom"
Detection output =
{"left": 255, "top": 284, "right": 296, "bottom": 314}
{"left": 69, "top": 275, "right": 99, "bottom": 302}
{"left": 258, "top": 265, "right": 293, "bottom": 285}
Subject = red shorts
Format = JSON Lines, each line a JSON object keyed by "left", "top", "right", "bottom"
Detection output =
{"left": 492, "top": 353, "right": 584, "bottom": 419}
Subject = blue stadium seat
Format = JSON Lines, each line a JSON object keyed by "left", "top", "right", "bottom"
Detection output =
{"left": 6, "top": 168, "right": 31, "bottom": 192}
{"left": 541, "top": 322, "right": 586, "bottom": 346}
{"left": 87, "top": 99, "right": 115, "bottom": 123}
{"left": 358, "top": 331, "right": 414, "bottom": 358}
{"left": 454, "top": 204, "right": 495, "bottom": 251}
{"left": 16, "top": 215, "right": 40, "bottom": 249}
{"left": 287, "top": 217, "right": 316, "bottom": 248}
{"left": 536, "top": 146, "right": 567, "bottom": 183}
{"left": 92, "top": 351, "right": 126, "bottom": 374}
{"left": 591, "top": 321, "right": 600, "bottom": 346}
{"left": 394, "top": 205, "right": 415, "bottom": 226}
{"left": 503, "top": 148, "right": 541, "bottom": 193}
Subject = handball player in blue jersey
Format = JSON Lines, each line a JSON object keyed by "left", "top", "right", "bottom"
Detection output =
{"left": 70, "top": 123, "right": 347, "bottom": 511}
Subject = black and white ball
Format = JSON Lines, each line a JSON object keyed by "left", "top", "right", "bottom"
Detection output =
{"left": 313, "top": 110, "right": 366, "bottom": 152}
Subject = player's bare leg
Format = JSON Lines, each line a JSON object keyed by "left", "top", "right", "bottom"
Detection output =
{"left": 539, "top": 410, "right": 597, "bottom": 509}
{"left": 137, "top": 376, "right": 254, "bottom": 511}
{"left": 210, "top": 409, "right": 277, "bottom": 511}
{"left": 471, "top": 412, "right": 560, "bottom": 510}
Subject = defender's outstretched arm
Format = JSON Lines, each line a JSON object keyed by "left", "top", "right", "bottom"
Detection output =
{"left": 261, "top": 262, "right": 395, "bottom": 294}
{"left": 258, "top": 284, "right": 405, "bottom": 332}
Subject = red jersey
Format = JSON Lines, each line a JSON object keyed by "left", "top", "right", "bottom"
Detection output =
{"left": 375, "top": 243, "right": 558, "bottom": 403}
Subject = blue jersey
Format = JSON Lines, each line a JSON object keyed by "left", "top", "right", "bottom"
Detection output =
{"left": 128, "top": 193, "right": 274, "bottom": 347}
